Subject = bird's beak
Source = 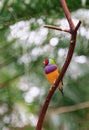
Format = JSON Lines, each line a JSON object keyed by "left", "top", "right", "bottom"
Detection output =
{"left": 42, "top": 61, "right": 45, "bottom": 67}
{"left": 42, "top": 61, "right": 45, "bottom": 65}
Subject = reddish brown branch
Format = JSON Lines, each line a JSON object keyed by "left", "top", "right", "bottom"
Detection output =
{"left": 75, "top": 21, "right": 82, "bottom": 31}
{"left": 60, "top": 0, "right": 75, "bottom": 31}
{"left": 44, "top": 25, "right": 70, "bottom": 33}
{"left": 36, "top": 0, "right": 81, "bottom": 130}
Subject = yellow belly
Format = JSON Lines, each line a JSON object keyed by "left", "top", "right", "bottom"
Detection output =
{"left": 46, "top": 69, "right": 59, "bottom": 84}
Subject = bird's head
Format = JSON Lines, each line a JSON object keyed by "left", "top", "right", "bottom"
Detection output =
{"left": 43, "top": 58, "right": 55, "bottom": 66}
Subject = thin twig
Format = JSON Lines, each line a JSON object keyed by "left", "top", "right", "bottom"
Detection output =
{"left": 44, "top": 25, "right": 70, "bottom": 33}
{"left": 75, "top": 20, "right": 82, "bottom": 32}
{"left": 47, "top": 101, "right": 89, "bottom": 116}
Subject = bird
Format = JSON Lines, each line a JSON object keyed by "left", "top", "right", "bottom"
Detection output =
{"left": 43, "top": 58, "right": 63, "bottom": 94}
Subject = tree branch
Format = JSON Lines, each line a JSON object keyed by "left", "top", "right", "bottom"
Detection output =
{"left": 36, "top": 0, "right": 81, "bottom": 130}
{"left": 44, "top": 25, "right": 70, "bottom": 33}
{"left": 47, "top": 101, "right": 89, "bottom": 116}
{"left": 60, "top": 0, "right": 75, "bottom": 31}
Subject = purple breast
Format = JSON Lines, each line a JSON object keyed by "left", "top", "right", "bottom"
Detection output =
{"left": 45, "top": 65, "right": 57, "bottom": 74}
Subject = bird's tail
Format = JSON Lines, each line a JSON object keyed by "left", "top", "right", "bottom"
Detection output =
{"left": 58, "top": 81, "right": 63, "bottom": 95}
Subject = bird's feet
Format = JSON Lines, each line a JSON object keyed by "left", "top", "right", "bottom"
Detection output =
{"left": 49, "top": 84, "right": 55, "bottom": 91}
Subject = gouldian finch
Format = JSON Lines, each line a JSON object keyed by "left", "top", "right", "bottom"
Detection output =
{"left": 43, "top": 58, "right": 63, "bottom": 94}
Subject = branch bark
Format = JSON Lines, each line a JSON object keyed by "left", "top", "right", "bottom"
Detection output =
{"left": 36, "top": 0, "right": 81, "bottom": 130}
{"left": 44, "top": 25, "right": 70, "bottom": 33}
{"left": 60, "top": 0, "right": 75, "bottom": 31}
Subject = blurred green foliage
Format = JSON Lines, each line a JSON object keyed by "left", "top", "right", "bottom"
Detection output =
{"left": 0, "top": 0, "right": 89, "bottom": 130}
